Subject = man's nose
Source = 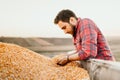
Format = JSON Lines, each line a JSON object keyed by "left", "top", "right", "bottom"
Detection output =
{"left": 64, "top": 30, "right": 66, "bottom": 34}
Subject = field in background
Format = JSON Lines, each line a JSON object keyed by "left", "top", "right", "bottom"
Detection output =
{"left": 0, "top": 36, "right": 120, "bottom": 61}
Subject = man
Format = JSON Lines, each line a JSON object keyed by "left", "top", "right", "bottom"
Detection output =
{"left": 54, "top": 9, "right": 115, "bottom": 66}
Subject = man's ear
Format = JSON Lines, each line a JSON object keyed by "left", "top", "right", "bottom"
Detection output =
{"left": 69, "top": 17, "right": 76, "bottom": 25}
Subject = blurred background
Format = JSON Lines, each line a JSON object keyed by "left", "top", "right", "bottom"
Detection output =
{"left": 0, "top": 0, "right": 120, "bottom": 61}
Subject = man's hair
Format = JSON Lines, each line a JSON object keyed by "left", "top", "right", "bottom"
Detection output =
{"left": 54, "top": 9, "right": 77, "bottom": 24}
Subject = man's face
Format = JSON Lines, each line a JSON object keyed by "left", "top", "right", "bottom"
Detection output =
{"left": 58, "top": 21, "right": 74, "bottom": 35}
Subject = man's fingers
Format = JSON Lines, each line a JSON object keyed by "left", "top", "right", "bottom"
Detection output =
{"left": 57, "top": 60, "right": 67, "bottom": 66}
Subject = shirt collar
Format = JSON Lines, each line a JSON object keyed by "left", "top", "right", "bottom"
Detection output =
{"left": 76, "top": 18, "right": 81, "bottom": 29}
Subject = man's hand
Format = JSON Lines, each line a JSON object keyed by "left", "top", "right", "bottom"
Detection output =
{"left": 57, "top": 55, "right": 69, "bottom": 66}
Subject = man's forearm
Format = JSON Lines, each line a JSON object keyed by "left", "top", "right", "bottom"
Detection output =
{"left": 68, "top": 53, "right": 80, "bottom": 61}
{"left": 67, "top": 50, "right": 77, "bottom": 55}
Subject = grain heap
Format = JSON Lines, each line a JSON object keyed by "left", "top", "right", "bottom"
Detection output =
{"left": 0, "top": 42, "right": 90, "bottom": 80}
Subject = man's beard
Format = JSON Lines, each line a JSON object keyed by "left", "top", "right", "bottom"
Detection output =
{"left": 69, "top": 23, "right": 76, "bottom": 37}
{"left": 72, "top": 26, "right": 76, "bottom": 37}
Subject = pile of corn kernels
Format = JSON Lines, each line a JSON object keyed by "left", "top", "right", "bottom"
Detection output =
{"left": 0, "top": 42, "right": 90, "bottom": 80}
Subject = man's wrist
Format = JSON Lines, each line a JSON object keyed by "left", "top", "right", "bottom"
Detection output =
{"left": 67, "top": 55, "right": 70, "bottom": 62}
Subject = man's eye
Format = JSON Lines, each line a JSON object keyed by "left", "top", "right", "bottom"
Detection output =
{"left": 62, "top": 26, "right": 66, "bottom": 29}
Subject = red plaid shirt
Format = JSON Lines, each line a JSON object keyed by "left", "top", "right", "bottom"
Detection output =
{"left": 73, "top": 18, "right": 115, "bottom": 61}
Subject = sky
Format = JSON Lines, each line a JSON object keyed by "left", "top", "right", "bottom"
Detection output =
{"left": 0, "top": 0, "right": 120, "bottom": 38}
